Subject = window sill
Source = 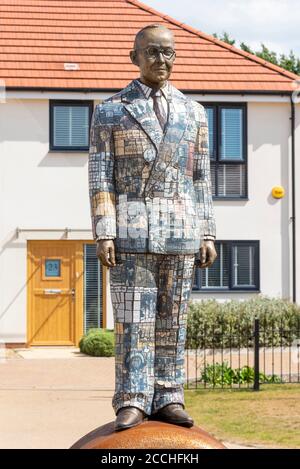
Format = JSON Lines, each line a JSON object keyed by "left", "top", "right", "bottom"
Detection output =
{"left": 212, "top": 197, "right": 249, "bottom": 201}
{"left": 48, "top": 149, "right": 88, "bottom": 153}
{"left": 192, "top": 289, "right": 261, "bottom": 293}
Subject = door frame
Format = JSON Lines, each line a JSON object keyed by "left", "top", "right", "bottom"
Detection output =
{"left": 27, "top": 240, "right": 85, "bottom": 346}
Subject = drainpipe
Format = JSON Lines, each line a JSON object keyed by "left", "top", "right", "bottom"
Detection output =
{"left": 290, "top": 95, "right": 296, "bottom": 303}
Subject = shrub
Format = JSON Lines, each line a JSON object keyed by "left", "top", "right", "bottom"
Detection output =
{"left": 200, "top": 362, "right": 281, "bottom": 386}
{"left": 79, "top": 328, "right": 115, "bottom": 357}
{"left": 186, "top": 295, "right": 300, "bottom": 349}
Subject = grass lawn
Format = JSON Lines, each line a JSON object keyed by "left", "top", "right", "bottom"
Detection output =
{"left": 184, "top": 384, "right": 300, "bottom": 449}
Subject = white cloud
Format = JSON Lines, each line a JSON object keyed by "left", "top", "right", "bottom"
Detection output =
{"left": 144, "top": 0, "right": 300, "bottom": 56}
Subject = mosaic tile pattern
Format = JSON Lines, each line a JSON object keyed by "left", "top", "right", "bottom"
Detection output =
{"left": 88, "top": 78, "right": 217, "bottom": 415}
{"left": 110, "top": 253, "right": 195, "bottom": 415}
{"left": 88, "top": 79, "right": 216, "bottom": 252}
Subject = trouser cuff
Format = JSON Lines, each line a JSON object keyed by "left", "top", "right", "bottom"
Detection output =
{"left": 151, "top": 387, "right": 185, "bottom": 413}
{"left": 112, "top": 392, "right": 153, "bottom": 416}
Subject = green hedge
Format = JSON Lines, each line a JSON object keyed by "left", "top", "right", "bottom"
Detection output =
{"left": 79, "top": 328, "right": 115, "bottom": 357}
{"left": 186, "top": 296, "right": 300, "bottom": 349}
{"left": 79, "top": 297, "right": 300, "bottom": 353}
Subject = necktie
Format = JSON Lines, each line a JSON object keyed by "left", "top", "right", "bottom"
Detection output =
{"left": 151, "top": 89, "right": 167, "bottom": 131}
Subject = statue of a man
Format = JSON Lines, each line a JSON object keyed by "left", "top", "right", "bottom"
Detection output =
{"left": 88, "top": 24, "right": 217, "bottom": 431}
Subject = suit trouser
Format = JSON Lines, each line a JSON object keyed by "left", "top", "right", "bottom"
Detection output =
{"left": 110, "top": 252, "right": 195, "bottom": 416}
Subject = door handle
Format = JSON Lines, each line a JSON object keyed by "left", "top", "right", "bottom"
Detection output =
{"left": 42, "top": 288, "right": 75, "bottom": 297}
{"left": 44, "top": 289, "right": 62, "bottom": 295}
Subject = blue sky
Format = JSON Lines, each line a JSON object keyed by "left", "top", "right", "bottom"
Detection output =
{"left": 144, "top": 0, "right": 300, "bottom": 57}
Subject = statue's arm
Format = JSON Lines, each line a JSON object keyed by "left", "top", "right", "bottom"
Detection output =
{"left": 88, "top": 104, "right": 116, "bottom": 267}
{"left": 193, "top": 104, "right": 216, "bottom": 242}
{"left": 193, "top": 104, "right": 217, "bottom": 268}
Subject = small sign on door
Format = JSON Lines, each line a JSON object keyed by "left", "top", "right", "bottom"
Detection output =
{"left": 45, "top": 259, "right": 61, "bottom": 277}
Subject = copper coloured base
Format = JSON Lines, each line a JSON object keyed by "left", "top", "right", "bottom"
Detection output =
{"left": 70, "top": 420, "right": 226, "bottom": 449}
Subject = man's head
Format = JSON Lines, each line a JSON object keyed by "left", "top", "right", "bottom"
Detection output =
{"left": 130, "top": 24, "right": 176, "bottom": 88}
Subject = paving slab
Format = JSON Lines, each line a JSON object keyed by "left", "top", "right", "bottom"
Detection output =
{"left": 15, "top": 346, "right": 86, "bottom": 360}
{"left": 0, "top": 348, "right": 256, "bottom": 449}
{"left": 0, "top": 352, "right": 115, "bottom": 449}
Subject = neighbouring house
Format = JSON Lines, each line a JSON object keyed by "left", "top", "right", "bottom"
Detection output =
{"left": 0, "top": 0, "right": 299, "bottom": 347}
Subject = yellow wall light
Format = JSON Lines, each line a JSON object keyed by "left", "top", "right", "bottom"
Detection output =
{"left": 272, "top": 186, "right": 285, "bottom": 199}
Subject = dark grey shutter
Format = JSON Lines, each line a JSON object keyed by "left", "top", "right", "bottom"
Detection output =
{"left": 201, "top": 242, "right": 229, "bottom": 289}
{"left": 53, "top": 105, "right": 89, "bottom": 147}
{"left": 232, "top": 244, "right": 255, "bottom": 287}
{"left": 84, "top": 244, "right": 103, "bottom": 332}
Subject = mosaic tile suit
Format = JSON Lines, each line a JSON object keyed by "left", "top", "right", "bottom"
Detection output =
{"left": 89, "top": 79, "right": 216, "bottom": 415}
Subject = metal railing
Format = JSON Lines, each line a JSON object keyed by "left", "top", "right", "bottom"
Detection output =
{"left": 185, "top": 318, "right": 300, "bottom": 390}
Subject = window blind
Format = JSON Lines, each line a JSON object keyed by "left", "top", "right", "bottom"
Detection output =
{"left": 84, "top": 244, "right": 103, "bottom": 332}
{"left": 201, "top": 243, "right": 229, "bottom": 289}
{"left": 218, "top": 163, "right": 246, "bottom": 197}
{"left": 232, "top": 244, "right": 255, "bottom": 287}
{"left": 53, "top": 105, "right": 89, "bottom": 148}
{"left": 210, "top": 163, "right": 246, "bottom": 198}
{"left": 220, "top": 108, "right": 243, "bottom": 161}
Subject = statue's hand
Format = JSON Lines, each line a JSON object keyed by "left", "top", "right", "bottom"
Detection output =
{"left": 96, "top": 240, "right": 116, "bottom": 267}
{"left": 198, "top": 240, "right": 217, "bottom": 269}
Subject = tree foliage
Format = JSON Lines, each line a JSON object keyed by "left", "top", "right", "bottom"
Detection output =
{"left": 213, "top": 31, "right": 300, "bottom": 75}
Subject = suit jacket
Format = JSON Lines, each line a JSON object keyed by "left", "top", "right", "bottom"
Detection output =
{"left": 88, "top": 79, "right": 216, "bottom": 254}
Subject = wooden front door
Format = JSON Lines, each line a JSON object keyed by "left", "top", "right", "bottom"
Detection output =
{"left": 27, "top": 241, "right": 83, "bottom": 345}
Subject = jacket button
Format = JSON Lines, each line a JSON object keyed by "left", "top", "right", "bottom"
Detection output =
{"left": 145, "top": 161, "right": 150, "bottom": 166}
{"left": 174, "top": 163, "right": 179, "bottom": 169}
{"left": 156, "top": 161, "right": 166, "bottom": 171}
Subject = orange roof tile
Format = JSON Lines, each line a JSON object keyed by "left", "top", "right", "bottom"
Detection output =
{"left": 0, "top": 0, "right": 298, "bottom": 93}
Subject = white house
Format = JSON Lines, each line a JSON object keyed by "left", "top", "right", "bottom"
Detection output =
{"left": 0, "top": 0, "right": 299, "bottom": 347}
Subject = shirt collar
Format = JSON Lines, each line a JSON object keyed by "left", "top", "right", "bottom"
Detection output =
{"left": 135, "top": 79, "right": 169, "bottom": 100}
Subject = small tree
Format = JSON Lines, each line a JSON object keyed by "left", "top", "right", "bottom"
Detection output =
{"left": 213, "top": 31, "right": 300, "bottom": 74}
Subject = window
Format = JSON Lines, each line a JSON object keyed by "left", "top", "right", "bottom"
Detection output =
{"left": 193, "top": 241, "right": 259, "bottom": 291}
{"left": 202, "top": 104, "right": 247, "bottom": 199}
{"left": 50, "top": 100, "right": 93, "bottom": 151}
{"left": 45, "top": 259, "right": 61, "bottom": 277}
{"left": 84, "top": 244, "right": 104, "bottom": 332}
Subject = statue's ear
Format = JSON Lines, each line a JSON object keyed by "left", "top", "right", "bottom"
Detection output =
{"left": 130, "top": 50, "right": 139, "bottom": 66}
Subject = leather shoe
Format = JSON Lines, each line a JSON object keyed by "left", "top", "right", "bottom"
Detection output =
{"left": 115, "top": 406, "right": 145, "bottom": 432}
{"left": 151, "top": 404, "right": 194, "bottom": 428}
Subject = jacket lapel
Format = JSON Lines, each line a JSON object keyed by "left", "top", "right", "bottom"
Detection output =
{"left": 143, "top": 87, "right": 192, "bottom": 195}
{"left": 123, "top": 100, "right": 163, "bottom": 150}
{"left": 161, "top": 85, "right": 190, "bottom": 149}
{"left": 122, "top": 81, "right": 163, "bottom": 151}
{"left": 120, "top": 81, "right": 192, "bottom": 195}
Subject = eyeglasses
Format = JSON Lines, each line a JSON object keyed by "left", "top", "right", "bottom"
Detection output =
{"left": 135, "top": 46, "right": 176, "bottom": 60}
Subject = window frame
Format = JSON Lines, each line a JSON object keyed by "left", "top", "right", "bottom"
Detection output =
{"left": 200, "top": 102, "right": 248, "bottom": 200}
{"left": 193, "top": 240, "right": 260, "bottom": 292}
{"left": 49, "top": 100, "right": 94, "bottom": 152}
